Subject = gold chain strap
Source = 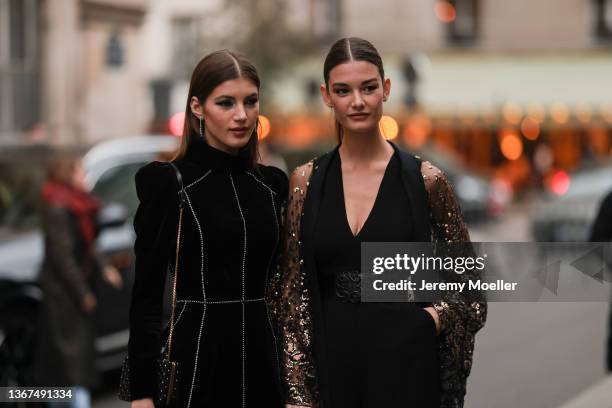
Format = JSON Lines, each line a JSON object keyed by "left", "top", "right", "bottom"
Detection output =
{"left": 166, "top": 206, "right": 183, "bottom": 359}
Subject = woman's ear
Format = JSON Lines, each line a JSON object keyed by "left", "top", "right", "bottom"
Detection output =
{"left": 320, "top": 84, "right": 333, "bottom": 108}
{"left": 383, "top": 78, "right": 391, "bottom": 102}
{"left": 190, "top": 96, "right": 204, "bottom": 119}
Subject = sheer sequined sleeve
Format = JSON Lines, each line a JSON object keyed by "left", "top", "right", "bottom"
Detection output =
{"left": 421, "top": 161, "right": 487, "bottom": 336}
{"left": 269, "top": 162, "right": 319, "bottom": 406}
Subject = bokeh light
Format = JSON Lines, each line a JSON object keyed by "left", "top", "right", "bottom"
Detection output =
{"left": 520, "top": 117, "right": 540, "bottom": 140}
{"left": 550, "top": 170, "right": 571, "bottom": 196}
{"left": 403, "top": 113, "right": 432, "bottom": 149}
{"left": 258, "top": 115, "right": 271, "bottom": 140}
{"left": 168, "top": 112, "right": 185, "bottom": 137}
{"left": 526, "top": 102, "right": 546, "bottom": 123}
{"left": 500, "top": 129, "right": 523, "bottom": 160}
{"left": 379, "top": 115, "right": 399, "bottom": 140}
{"left": 434, "top": 1, "right": 456, "bottom": 23}
{"left": 502, "top": 102, "right": 523, "bottom": 124}
{"left": 550, "top": 102, "right": 570, "bottom": 124}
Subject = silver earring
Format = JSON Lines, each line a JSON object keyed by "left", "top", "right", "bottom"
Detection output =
{"left": 199, "top": 116, "right": 203, "bottom": 138}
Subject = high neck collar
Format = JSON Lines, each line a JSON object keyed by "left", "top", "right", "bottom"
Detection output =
{"left": 183, "top": 138, "right": 253, "bottom": 172}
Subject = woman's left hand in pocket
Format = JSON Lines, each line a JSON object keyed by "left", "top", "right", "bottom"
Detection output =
{"left": 424, "top": 306, "right": 441, "bottom": 335}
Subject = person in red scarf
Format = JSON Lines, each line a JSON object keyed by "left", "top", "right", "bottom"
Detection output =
{"left": 34, "top": 156, "right": 122, "bottom": 408}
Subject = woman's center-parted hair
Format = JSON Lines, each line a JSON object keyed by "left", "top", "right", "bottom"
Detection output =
{"left": 174, "top": 50, "right": 261, "bottom": 165}
{"left": 323, "top": 37, "right": 385, "bottom": 89}
{"left": 323, "top": 37, "right": 386, "bottom": 142}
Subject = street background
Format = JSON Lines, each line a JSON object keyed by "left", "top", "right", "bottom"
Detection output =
{"left": 1, "top": 0, "right": 612, "bottom": 407}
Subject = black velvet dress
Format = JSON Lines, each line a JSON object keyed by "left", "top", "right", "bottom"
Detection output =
{"left": 126, "top": 139, "right": 287, "bottom": 407}
{"left": 313, "top": 150, "right": 439, "bottom": 407}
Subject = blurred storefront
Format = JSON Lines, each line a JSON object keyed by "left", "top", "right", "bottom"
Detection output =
{"left": 0, "top": 0, "right": 151, "bottom": 146}
{"left": 0, "top": 0, "right": 41, "bottom": 144}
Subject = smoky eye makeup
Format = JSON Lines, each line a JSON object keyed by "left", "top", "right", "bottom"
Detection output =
{"left": 215, "top": 98, "right": 235, "bottom": 108}
{"left": 244, "top": 94, "right": 259, "bottom": 106}
{"left": 332, "top": 86, "right": 350, "bottom": 95}
{"left": 363, "top": 84, "right": 379, "bottom": 92}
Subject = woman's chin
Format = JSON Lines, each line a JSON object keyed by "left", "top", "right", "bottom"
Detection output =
{"left": 222, "top": 137, "right": 251, "bottom": 151}
{"left": 344, "top": 122, "right": 379, "bottom": 135}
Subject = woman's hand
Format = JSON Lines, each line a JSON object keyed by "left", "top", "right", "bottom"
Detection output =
{"left": 131, "top": 398, "right": 154, "bottom": 408}
{"left": 424, "top": 306, "right": 441, "bottom": 334}
{"left": 103, "top": 264, "right": 124, "bottom": 289}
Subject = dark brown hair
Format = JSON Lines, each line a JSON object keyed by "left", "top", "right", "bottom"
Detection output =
{"left": 174, "top": 50, "right": 261, "bottom": 165}
{"left": 323, "top": 37, "right": 385, "bottom": 142}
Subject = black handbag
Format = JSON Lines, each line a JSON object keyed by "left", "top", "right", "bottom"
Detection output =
{"left": 118, "top": 162, "right": 187, "bottom": 407}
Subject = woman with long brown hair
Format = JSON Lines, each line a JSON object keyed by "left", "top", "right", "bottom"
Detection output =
{"left": 125, "top": 50, "right": 286, "bottom": 408}
{"left": 271, "top": 37, "right": 486, "bottom": 408}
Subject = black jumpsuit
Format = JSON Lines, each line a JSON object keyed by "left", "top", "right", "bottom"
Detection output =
{"left": 314, "top": 150, "right": 440, "bottom": 407}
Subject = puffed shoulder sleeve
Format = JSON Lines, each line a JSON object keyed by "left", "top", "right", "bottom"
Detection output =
{"left": 127, "top": 162, "right": 179, "bottom": 400}
{"left": 268, "top": 162, "right": 319, "bottom": 406}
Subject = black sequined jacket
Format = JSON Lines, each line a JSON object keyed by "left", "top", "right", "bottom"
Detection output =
{"left": 269, "top": 143, "right": 487, "bottom": 408}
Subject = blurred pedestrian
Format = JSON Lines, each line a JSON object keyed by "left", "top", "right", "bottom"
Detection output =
{"left": 124, "top": 50, "right": 286, "bottom": 408}
{"left": 589, "top": 189, "right": 612, "bottom": 372}
{"left": 34, "top": 156, "right": 123, "bottom": 407}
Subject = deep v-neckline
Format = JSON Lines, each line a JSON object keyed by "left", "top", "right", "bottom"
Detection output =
{"left": 338, "top": 151, "right": 393, "bottom": 238}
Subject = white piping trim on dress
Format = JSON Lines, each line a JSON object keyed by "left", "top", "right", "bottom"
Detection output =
{"left": 178, "top": 169, "right": 212, "bottom": 191}
{"left": 252, "top": 173, "right": 284, "bottom": 393}
{"left": 229, "top": 174, "right": 248, "bottom": 408}
{"left": 245, "top": 171, "right": 277, "bottom": 195}
{"left": 184, "top": 190, "right": 207, "bottom": 408}
{"left": 177, "top": 297, "right": 264, "bottom": 304}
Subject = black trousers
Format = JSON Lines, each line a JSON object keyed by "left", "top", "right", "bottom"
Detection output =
{"left": 322, "top": 301, "right": 440, "bottom": 408}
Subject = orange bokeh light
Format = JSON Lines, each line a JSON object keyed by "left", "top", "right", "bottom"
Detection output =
{"left": 379, "top": 115, "right": 399, "bottom": 140}
{"left": 520, "top": 117, "right": 540, "bottom": 140}
{"left": 258, "top": 115, "right": 271, "bottom": 140}
{"left": 500, "top": 130, "right": 523, "bottom": 161}
{"left": 403, "top": 113, "right": 432, "bottom": 149}
{"left": 502, "top": 102, "right": 523, "bottom": 125}
{"left": 434, "top": 1, "right": 456, "bottom": 23}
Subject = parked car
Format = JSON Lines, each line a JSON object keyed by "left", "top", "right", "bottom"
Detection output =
{"left": 0, "top": 135, "right": 179, "bottom": 387}
{"left": 531, "top": 163, "right": 612, "bottom": 242}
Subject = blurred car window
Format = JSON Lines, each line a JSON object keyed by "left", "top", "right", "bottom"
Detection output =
{"left": 91, "top": 161, "right": 145, "bottom": 218}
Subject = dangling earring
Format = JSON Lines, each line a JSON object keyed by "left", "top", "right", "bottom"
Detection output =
{"left": 199, "top": 116, "right": 203, "bottom": 138}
